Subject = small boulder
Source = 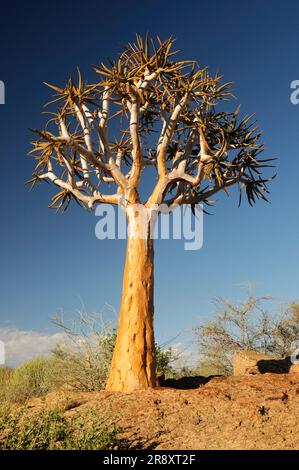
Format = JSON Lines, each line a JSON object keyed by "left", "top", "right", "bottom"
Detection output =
{"left": 233, "top": 350, "right": 275, "bottom": 376}
{"left": 232, "top": 350, "right": 292, "bottom": 375}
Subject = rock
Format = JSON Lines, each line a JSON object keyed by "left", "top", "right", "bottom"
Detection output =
{"left": 233, "top": 350, "right": 291, "bottom": 376}
{"left": 290, "top": 362, "right": 299, "bottom": 373}
{"left": 233, "top": 350, "right": 273, "bottom": 376}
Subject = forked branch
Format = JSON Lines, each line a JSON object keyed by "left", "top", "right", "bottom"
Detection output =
{"left": 29, "top": 35, "right": 273, "bottom": 212}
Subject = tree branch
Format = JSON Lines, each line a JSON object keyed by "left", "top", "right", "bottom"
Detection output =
{"left": 127, "top": 98, "right": 142, "bottom": 189}
{"left": 39, "top": 162, "right": 119, "bottom": 208}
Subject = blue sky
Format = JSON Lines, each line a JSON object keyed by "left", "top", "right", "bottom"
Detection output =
{"left": 0, "top": 0, "right": 299, "bottom": 353}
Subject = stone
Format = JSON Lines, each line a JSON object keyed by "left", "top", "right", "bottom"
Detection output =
{"left": 290, "top": 362, "right": 299, "bottom": 373}
{"left": 232, "top": 350, "right": 291, "bottom": 376}
{"left": 233, "top": 350, "right": 274, "bottom": 376}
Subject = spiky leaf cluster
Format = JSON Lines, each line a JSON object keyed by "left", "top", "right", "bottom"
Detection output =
{"left": 28, "top": 34, "right": 274, "bottom": 211}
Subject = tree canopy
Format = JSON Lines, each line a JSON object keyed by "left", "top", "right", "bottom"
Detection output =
{"left": 28, "top": 34, "right": 274, "bottom": 212}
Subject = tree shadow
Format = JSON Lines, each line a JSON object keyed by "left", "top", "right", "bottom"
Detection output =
{"left": 159, "top": 375, "right": 216, "bottom": 390}
{"left": 159, "top": 356, "right": 294, "bottom": 390}
{"left": 256, "top": 356, "right": 292, "bottom": 374}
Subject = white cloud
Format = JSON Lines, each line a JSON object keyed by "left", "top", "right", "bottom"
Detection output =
{"left": 0, "top": 327, "right": 199, "bottom": 370}
{"left": 0, "top": 327, "right": 68, "bottom": 366}
{"left": 168, "top": 342, "right": 199, "bottom": 370}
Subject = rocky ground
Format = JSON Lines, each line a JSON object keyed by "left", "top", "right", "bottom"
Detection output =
{"left": 29, "top": 372, "right": 299, "bottom": 450}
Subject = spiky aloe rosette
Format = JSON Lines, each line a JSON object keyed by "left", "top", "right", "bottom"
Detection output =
{"left": 28, "top": 35, "right": 274, "bottom": 212}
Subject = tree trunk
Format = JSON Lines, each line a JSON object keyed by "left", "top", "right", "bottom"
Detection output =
{"left": 106, "top": 208, "right": 157, "bottom": 392}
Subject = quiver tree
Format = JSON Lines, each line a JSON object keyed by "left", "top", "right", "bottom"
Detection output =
{"left": 28, "top": 35, "right": 274, "bottom": 392}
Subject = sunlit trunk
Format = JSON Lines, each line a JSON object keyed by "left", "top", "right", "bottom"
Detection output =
{"left": 106, "top": 207, "right": 157, "bottom": 392}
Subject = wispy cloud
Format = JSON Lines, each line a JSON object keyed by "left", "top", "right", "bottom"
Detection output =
{"left": 170, "top": 342, "right": 199, "bottom": 370}
{"left": 0, "top": 327, "right": 199, "bottom": 369}
{"left": 0, "top": 327, "right": 67, "bottom": 366}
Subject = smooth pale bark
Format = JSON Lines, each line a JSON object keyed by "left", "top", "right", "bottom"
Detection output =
{"left": 106, "top": 207, "right": 157, "bottom": 392}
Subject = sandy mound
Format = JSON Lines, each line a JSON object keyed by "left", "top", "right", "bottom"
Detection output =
{"left": 29, "top": 373, "right": 299, "bottom": 450}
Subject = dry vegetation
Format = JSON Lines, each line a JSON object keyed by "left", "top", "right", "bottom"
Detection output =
{"left": 195, "top": 295, "right": 299, "bottom": 376}
{"left": 0, "top": 293, "right": 298, "bottom": 450}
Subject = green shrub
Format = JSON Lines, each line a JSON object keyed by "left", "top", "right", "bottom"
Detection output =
{"left": 52, "top": 320, "right": 178, "bottom": 390}
{"left": 0, "top": 368, "right": 14, "bottom": 401}
{"left": 0, "top": 404, "right": 120, "bottom": 450}
{"left": 6, "top": 357, "right": 65, "bottom": 402}
{"left": 51, "top": 313, "right": 119, "bottom": 392}
{"left": 0, "top": 368, "right": 14, "bottom": 385}
{"left": 65, "top": 406, "right": 120, "bottom": 450}
{"left": 0, "top": 368, "right": 14, "bottom": 388}
{"left": 1, "top": 313, "right": 180, "bottom": 402}
{"left": 155, "top": 344, "right": 177, "bottom": 378}
{"left": 1, "top": 336, "right": 178, "bottom": 403}
{"left": 52, "top": 330, "right": 117, "bottom": 392}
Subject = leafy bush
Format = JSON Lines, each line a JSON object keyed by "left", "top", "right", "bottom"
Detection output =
{"left": 0, "top": 368, "right": 14, "bottom": 401}
{"left": 194, "top": 293, "right": 299, "bottom": 376}
{"left": 1, "top": 310, "right": 180, "bottom": 403}
{"left": 65, "top": 406, "right": 120, "bottom": 450}
{"left": 0, "top": 404, "right": 120, "bottom": 450}
{"left": 0, "top": 367, "right": 13, "bottom": 385}
{"left": 51, "top": 311, "right": 118, "bottom": 392}
{"left": 155, "top": 344, "right": 177, "bottom": 378}
{"left": 52, "top": 330, "right": 117, "bottom": 392}
{"left": 5, "top": 357, "right": 65, "bottom": 402}
{"left": 0, "top": 367, "right": 13, "bottom": 388}
{"left": 52, "top": 310, "right": 178, "bottom": 390}
{"left": 53, "top": 333, "right": 178, "bottom": 388}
